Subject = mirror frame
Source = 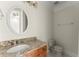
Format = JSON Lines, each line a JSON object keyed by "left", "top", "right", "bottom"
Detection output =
{"left": 7, "top": 6, "right": 28, "bottom": 34}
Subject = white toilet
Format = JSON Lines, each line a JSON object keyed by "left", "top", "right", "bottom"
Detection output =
{"left": 48, "top": 39, "right": 64, "bottom": 57}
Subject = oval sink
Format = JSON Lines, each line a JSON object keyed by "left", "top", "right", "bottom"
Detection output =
{"left": 7, "top": 44, "right": 30, "bottom": 53}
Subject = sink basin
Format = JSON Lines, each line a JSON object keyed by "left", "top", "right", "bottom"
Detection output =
{"left": 7, "top": 44, "right": 30, "bottom": 53}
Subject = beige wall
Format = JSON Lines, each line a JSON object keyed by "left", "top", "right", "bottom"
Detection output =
{"left": 54, "top": 5, "right": 79, "bottom": 56}
{"left": 0, "top": 1, "right": 53, "bottom": 42}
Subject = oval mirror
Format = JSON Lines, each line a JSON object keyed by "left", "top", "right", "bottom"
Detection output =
{"left": 8, "top": 8, "right": 28, "bottom": 34}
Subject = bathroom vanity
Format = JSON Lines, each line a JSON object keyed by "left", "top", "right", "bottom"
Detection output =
{"left": 0, "top": 37, "right": 48, "bottom": 57}
{"left": 23, "top": 43, "right": 47, "bottom": 57}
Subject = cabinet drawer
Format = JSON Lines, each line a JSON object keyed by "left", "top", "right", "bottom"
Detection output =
{"left": 23, "top": 45, "right": 47, "bottom": 57}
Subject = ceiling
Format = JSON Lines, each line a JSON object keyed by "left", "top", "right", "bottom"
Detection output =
{"left": 51, "top": 1, "right": 67, "bottom": 5}
{"left": 51, "top": 1, "right": 79, "bottom": 12}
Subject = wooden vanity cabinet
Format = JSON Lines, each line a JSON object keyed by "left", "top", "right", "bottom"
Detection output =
{"left": 23, "top": 44, "right": 48, "bottom": 57}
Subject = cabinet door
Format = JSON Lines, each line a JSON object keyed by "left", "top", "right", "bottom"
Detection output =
{"left": 23, "top": 45, "right": 47, "bottom": 57}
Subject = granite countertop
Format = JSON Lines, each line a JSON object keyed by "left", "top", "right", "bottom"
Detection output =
{"left": 0, "top": 37, "right": 47, "bottom": 57}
